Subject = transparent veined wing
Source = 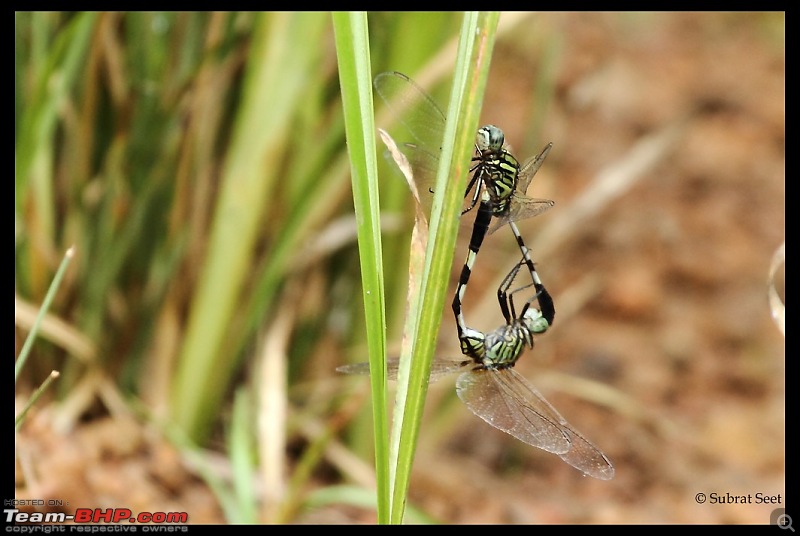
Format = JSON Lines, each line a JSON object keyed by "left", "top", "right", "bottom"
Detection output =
{"left": 487, "top": 142, "right": 555, "bottom": 234}
{"left": 337, "top": 357, "right": 472, "bottom": 383}
{"left": 516, "top": 142, "right": 553, "bottom": 195}
{"left": 488, "top": 194, "right": 555, "bottom": 234}
{"left": 373, "top": 71, "right": 446, "bottom": 154}
{"left": 456, "top": 367, "right": 571, "bottom": 454}
{"left": 456, "top": 366, "right": 615, "bottom": 480}
{"left": 374, "top": 71, "right": 448, "bottom": 217}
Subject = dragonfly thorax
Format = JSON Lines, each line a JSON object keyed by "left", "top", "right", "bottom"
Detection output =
{"left": 482, "top": 322, "right": 532, "bottom": 367}
{"left": 478, "top": 151, "right": 520, "bottom": 215}
{"left": 472, "top": 127, "right": 521, "bottom": 216}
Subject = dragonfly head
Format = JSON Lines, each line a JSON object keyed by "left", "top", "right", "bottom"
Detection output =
{"left": 476, "top": 125, "right": 505, "bottom": 154}
{"left": 521, "top": 306, "right": 550, "bottom": 335}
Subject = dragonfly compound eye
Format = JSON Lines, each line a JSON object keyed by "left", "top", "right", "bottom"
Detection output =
{"left": 476, "top": 125, "right": 505, "bottom": 153}
{"left": 522, "top": 307, "right": 550, "bottom": 335}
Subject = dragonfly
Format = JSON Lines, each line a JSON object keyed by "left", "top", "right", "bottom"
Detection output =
{"left": 373, "top": 71, "right": 556, "bottom": 345}
{"left": 338, "top": 256, "right": 615, "bottom": 480}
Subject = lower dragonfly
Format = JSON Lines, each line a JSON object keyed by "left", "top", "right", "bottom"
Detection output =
{"left": 338, "top": 257, "right": 615, "bottom": 480}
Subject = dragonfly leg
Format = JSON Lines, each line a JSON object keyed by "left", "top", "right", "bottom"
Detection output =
{"left": 497, "top": 257, "right": 528, "bottom": 324}
{"left": 461, "top": 159, "right": 483, "bottom": 216}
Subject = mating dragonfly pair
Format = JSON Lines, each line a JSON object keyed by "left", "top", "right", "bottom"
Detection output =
{"left": 338, "top": 72, "right": 614, "bottom": 480}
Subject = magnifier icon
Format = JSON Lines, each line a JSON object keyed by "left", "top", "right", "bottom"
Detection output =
{"left": 778, "top": 514, "right": 795, "bottom": 532}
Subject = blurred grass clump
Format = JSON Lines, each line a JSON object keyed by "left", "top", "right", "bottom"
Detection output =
{"left": 15, "top": 11, "right": 485, "bottom": 522}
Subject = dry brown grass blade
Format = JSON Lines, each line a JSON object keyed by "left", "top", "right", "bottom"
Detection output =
{"left": 15, "top": 294, "right": 96, "bottom": 363}
{"left": 378, "top": 128, "right": 429, "bottom": 365}
{"left": 257, "top": 285, "right": 296, "bottom": 517}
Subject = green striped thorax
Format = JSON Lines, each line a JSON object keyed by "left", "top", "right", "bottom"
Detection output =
{"left": 474, "top": 125, "right": 520, "bottom": 216}
{"left": 459, "top": 305, "right": 550, "bottom": 369}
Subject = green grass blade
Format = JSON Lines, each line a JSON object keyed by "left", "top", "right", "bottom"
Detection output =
{"left": 15, "top": 13, "right": 96, "bottom": 306}
{"left": 389, "top": 12, "right": 500, "bottom": 524}
{"left": 15, "top": 246, "right": 75, "bottom": 383}
{"left": 15, "top": 371, "right": 60, "bottom": 431}
{"left": 15, "top": 13, "right": 97, "bottom": 216}
{"left": 170, "top": 12, "right": 328, "bottom": 443}
{"left": 229, "top": 388, "right": 258, "bottom": 523}
{"left": 332, "top": 12, "right": 390, "bottom": 524}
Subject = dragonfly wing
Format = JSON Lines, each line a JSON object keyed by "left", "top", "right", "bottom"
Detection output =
{"left": 428, "top": 359, "right": 473, "bottom": 381}
{"left": 556, "top": 425, "right": 616, "bottom": 480}
{"left": 497, "top": 368, "right": 615, "bottom": 480}
{"left": 516, "top": 142, "right": 553, "bottom": 194}
{"left": 374, "top": 71, "right": 446, "bottom": 159}
{"left": 374, "top": 72, "right": 444, "bottom": 216}
{"left": 402, "top": 143, "right": 439, "bottom": 217}
{"left": 486, "top": 142, "right": 555, "bottom": 234}
{"left": 456, "top": 368, "right": 571, "bottom": 454}
{"left": 335, "top": 361, "right": 377, "bottom": 376}
{"left": 378, "top": 130, "right": 435, "bottom": 220}
{"left": 488, "top": 194, "right": 555, "bottom": 234}
{"left": 337, "top": 358, "right": 469, "bottom": 383}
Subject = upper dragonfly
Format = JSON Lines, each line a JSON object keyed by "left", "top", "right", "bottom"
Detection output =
{"left": 373, "top": 71, "right": 555, "bottom": 233}
{"left": 374, "top": 71, "right": 557, "bottom": 343}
